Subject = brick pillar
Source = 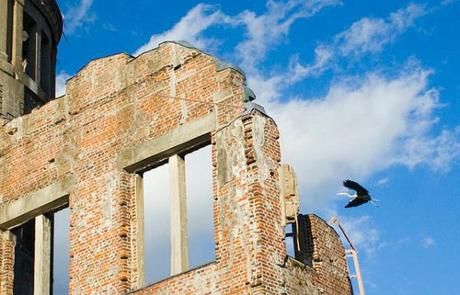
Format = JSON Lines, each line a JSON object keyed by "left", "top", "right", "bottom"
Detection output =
{"left": 0, "top": 230, "right": 15, "bottom": 295}
{"left": 214, "top": 111, "right": 286, "bottom": 294}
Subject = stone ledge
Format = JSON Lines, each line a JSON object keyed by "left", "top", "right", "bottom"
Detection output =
{"left": 118, "top": 112, "right": 216, "bottom": 173}
{"left": 0, "top": 175, "right": 74, "bottom": 230}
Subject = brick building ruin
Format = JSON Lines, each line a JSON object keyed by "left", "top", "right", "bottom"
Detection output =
{"left": 0, "top": 0, "right": 353, "bottom": 294}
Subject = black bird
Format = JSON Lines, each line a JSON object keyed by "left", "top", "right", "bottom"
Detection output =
{"left": 338, "top": 179, "right": 378, "bottom": 208}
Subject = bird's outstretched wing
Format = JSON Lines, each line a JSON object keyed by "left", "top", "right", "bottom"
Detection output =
{"left": 343, "top": 179, "right": 368, "bottom": 195}
{"left": 345, "top": 197, "right": 368, "bottom": 208}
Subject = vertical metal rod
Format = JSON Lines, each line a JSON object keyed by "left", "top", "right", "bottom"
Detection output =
{"left": 330, "top": 216, "right": 366, "bottom": 295}
{"left": 350, "top": 249, "right": 365, "bottom": 295}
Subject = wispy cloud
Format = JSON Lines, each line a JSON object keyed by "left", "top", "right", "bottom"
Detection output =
{"left": 292, "top": 3, "right": 427, "bottom": 81}
{"left": 134, "top": 4, "right": 231, "bottom": 56}
{"left": 340, "top": 215, "right": 380, "bottom": 256}
{"left": 377, "top": 177, "right": 389, "bottom": 186}
{"left": 63, "top": 0, "right": 96, "bottom": 34}
{"left": 249, "top": 3, "right": 429, "bottom": 101}
{"left": 134, "top": 0, "right": 339, "bottom": 61}
{"left": 421, "top": 236, "right": 436, "bottom": 248}
{"left": 337, "top": 3, "right": 426, "bottom": 56}
{"left": 336, "top": 215, "right": 412, "bottom": 257}
{"left": 233, "top": 0, "right": 340, "bottom": 71}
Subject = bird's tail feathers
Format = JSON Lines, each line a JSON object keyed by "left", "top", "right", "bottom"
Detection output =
{"left": 370, "top": 200, "right": 380, "bottom": 207}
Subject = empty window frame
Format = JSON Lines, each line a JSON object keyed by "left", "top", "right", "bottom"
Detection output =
{"left": 52, "top": 208, "right": 70, "bottom": 294}
{"left": 22, "top": 12, "right": 36, "bottom": 79}
{"left": 141, "top": 144, "right": 214, "bottom": 285}
{"left": 11, "top": 206, "right": 70, "bottom": 294}
{"left": 12, "top": 219, "right": 35, "bottom": 294}
{"left": 23, "top": 87, "right": 43, "bottom": 114}
{"left": 143, "top": 163, "right": 171, "bottom": 284}
{"left": 39, "top": 32, "right": 51, "bottom": 95}
{"left": 184, "top": 145, "right": 214, "bottom": 269}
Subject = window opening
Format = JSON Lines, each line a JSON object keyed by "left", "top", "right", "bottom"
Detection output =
{"left": 6, "top": 0, "right": 14, "bottom": 62}
{"left": 22, "top": 12, "right": 36, "bottom": 79}
{"left": 284, "top": 227, "right": 296, "bottom": 257}
{"left": 185, "top": 145, "right": 214, "bottom": 268}
{"left": 52, "top": 207, "right": 70, "bottom": 294}
{"left": 143, "top": 163, "right": 171, "bottom": 284}
{"left": 12, "top": 219, "right": 35, "bottom": 294}
{"left": 11, "top": 206, "right": 69, "bottom": 294}
{"left": 24, "top": 87, "right": 43, "bottom": 114}
{"left": 141, "top": 143, "right": 214, "bottom": 286}
{"left": 40, "top": 33, "right": 51, "bottom": 96}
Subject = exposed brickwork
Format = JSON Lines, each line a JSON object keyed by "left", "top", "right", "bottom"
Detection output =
{"left": 283, "top": 258, "right": 320, "bottom": 295}
{"left": 0, "top": 42, "right": 353, "bottom": 294}
{"left": 0, "top": 233, "right": 14, "bottom": 295}
{"left": 132, "top": 262, "right": 217, "bottom": 294}
{"left": 303, "top": 215, "right": 353, "bottom": 294}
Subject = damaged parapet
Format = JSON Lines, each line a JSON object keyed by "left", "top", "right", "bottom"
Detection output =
{"left": 214, "top": 54, "right": 266, "bottom": 115}
{"left": 291, "top": 214, "right": 353, "bottom": 294}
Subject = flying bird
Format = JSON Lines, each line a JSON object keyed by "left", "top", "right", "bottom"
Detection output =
{"left": 338, "top": 180, "right": 378, "bottom": 208}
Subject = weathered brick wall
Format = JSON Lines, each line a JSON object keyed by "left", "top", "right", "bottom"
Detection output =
{"left": 0, "top": 42, "right": 353, "bottom": 294}
{"left": 303, "top": 215, "right": 353, "bottom": 294}
{"left": 210, "top": 112, "right": 287, "bottom": 294}
{"left": 0, "top": 233, "right": 14, "bottom": 294}
{"left": 0, "top": 98, "right": 70, "bottom": 207}
{"left": 283, "top": 258, "right": 321, "bottom": 295}
{"left": 281, "top": 215, "right": 354, "bottom": 295}
{"left": 132, "top": 262, "right": 217, "bottom": 294}
{"left": 63, "top": 43, "right": 244, "bottom": 293}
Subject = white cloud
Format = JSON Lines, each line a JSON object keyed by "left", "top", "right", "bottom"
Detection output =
{"left": 377, "top": 177, "right": 389, "bottom": 186}
{"left": 264, "top": 63, "right": 457, "bottom": 209}
{"left": 337, "top": 4, "right": 426, "bottom": 56}
{"left": 234, "top": 0, "right": 339, "bottom": 71}
{"left": 63, "top": 0, "right": 95, "bottom": 34}
{"left": 289, "top": 45, "right": 333, "bottom": 82}
{"left": 397, "top": 127, "right": 460, "bottom": 171}
{"left": 292, "top": 4, "right": 427, "bottom": 81}
{"left": 134, "top": 4, "right": 231, "bottom": 56}
{"left": 55, "top": 71, "right": 71, "bottom": 97}
{"left": 134, "top": 0, "right": 339, "bottom": 62}
{"left": 421, "top": 236, "right": 436, "bottom": 248}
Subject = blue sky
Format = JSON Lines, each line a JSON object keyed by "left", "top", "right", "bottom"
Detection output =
{"left": 54, "top": 0, "right": 460, "bottom": 294}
